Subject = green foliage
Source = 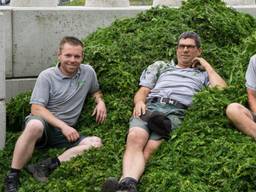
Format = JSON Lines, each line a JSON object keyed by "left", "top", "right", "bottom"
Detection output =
{"left": 63, "top": 0, "right": 84, "bottom": 6}
{"left": 6, "top": 91, "right": 31, "bottom": 132}
{"left": 2, "top": 0, "right": 256, "bottom": 191}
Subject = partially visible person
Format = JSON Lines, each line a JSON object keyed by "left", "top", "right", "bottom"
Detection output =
{"left": 0, "top": 0, "right": 10, "bottom": 5}
{"left": 102, "top": 32, "right": 227, "bottom": 192}
{"left": 4, "top": 36, "right": 107, "bottom": 192}
{"left": 226, "top": 54, "right": 256, "bottom": 139}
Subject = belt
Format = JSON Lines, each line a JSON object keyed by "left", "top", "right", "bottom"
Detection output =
{"left": 148, "top": 97, "right": 188, "bottom": 109}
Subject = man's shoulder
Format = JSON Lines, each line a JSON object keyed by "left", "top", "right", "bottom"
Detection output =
{"left": 80, "top": 64, "right": 95, "bottom": 72}
{"left": 146, "top": 60, "right": 175, "bottom": 75}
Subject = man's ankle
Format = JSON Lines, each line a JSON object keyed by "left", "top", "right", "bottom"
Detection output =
{"left": 51, "top": 157, "right": 61, "bottom": 167}
{"left": 120, "top": 177, "right": 138, "bottom": 184}
{"left": 10, "top": 168, "right": 20, "bottom": 175}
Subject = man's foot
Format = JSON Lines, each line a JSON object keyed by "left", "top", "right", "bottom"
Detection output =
{"left": 4, "top": 172, "right": 19, "bottom": 192}
{"left": 26, "top": 158, "right": 58, "bottom": 182}
{"left": 101, "top": 177, "right": 119, "bottom": 192}
{"left": 118, "top": 177, "right": 138, "bottom": 192}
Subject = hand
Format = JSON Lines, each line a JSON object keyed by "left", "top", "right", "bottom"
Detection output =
{"left": 192, "top": 57, "right": 210, "bottom": 71}
{"left": 61, "top": 125, "right": 80, "bottom": 142}
{"left": 133, "top": 101, "right": 147, "bottom": 118}
{"left": 92, "top": 100, "right": 107, "bottom": 123}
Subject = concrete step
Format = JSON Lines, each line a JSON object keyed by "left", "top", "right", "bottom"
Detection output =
{"left": 85, "top": 0, "right": 130, "bottom": 7}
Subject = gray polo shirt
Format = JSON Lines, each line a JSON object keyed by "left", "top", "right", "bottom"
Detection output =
{"left": 245, "top": 54, "right": 256, "bottom": 90}
{"left": 30, "top": 64, "right": 99, "bottom": 126}
{"left": 139, "top": 60, "right": 209, "bottom": 106}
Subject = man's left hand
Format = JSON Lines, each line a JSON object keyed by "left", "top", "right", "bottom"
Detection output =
{"left": 192, "top": 57, "right": 211, "bottom": 71}
{"left": 92, "top": 100, "right": 107, "bottom": 123}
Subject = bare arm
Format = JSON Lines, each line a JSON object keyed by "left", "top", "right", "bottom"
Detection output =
{"left": 31, "top": 104, "right": 79, "bottom": 142}
{"left": 247, "top": 88, "right": 256, "bottom": 113}
{"left": 192, "top": 57, "right": 227, "bottom": 89}
{"left": 133, "top": 86, "right": 151, "bottom": 117}
{"left": 91, "top": 90, "right": 107, "bottom": 123}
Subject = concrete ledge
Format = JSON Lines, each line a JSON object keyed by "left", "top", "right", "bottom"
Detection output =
{"left": 85, "top": 0, "right": 130, "bottom": 7}
{"left": 224, "top": 0, "right": 255, "bottom": 5}
{"left": 0, "top": 101, "right": 6, "bottom": 149}
{"left": 6, "top": 78, "right": 35, "bottom": 100}
{"left": 153, "top": 0, "right": 182, "bottom": 6}
{"left": 234, "top": 5, "right": 256, "bottom": 16}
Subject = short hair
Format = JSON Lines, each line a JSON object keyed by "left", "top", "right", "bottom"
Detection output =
{"left": 177, "top": 32, "right": 201, "bottom": 48}
{"left": 59, "top": 36, "right": 84, "bottom": 53}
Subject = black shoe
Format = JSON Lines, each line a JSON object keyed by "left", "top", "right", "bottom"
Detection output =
{"left": 119, "top": 177, "right": 138, "bottom": 192}
{"left": 4, "top": 173, "right": 19, "bottom": 192}
{"left": 101, "top": 177, "right": 120, "bottom": 192}
{"left": 26, "top": 158, "right": 58, "bottom": 182}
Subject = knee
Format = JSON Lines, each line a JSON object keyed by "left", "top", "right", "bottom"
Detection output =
{"left": 126, "top": 130, "right": 147, "bottom": 149}
{"left": 23, "top": 120, "right": 44, "bottom": 138}
{"left": 226, "top": 103, "right": 243, "bottom": 118}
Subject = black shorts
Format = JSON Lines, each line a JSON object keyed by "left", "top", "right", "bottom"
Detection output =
{"left": 24, "top": 115, "right": 85, "bottom": 149}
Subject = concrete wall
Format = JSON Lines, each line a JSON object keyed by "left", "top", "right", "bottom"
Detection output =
{"left": 85, "top": 0, "right": 130, "bottom": 7}
{"left": 0, "top": 12, "right": 6, "bottom": 149}
{"left": 1, "top": 6, "right": 146, "bottom": 99}
{"left": 10, "top": 0, "right": 59, "bottom": 7}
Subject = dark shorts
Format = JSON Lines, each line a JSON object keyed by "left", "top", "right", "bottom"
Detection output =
{"left": 250, "top": 111, "right": 256, "bottom": 122}
{"left": 129, "top": 101, "right": 186, "bottom": 140}
{"left": 24, "top": 115, "right": 85, "bottom": 149}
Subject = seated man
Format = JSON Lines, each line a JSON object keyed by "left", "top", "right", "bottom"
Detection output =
{"left": 102, "top": 32, "right": 227, "bottom": 192}
{"left": 226, "top": 54, "right": 256, "bottom": 139}
{"left": 4, "top": 36, "right": 107, "bottom": 192}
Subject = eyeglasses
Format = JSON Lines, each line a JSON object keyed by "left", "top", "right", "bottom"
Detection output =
{"left": 177, "top": 44, "right": 197, "bottom": 50}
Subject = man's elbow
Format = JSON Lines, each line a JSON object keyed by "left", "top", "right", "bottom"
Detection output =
{"left": 210, "top": 82, "right": 227, "bottom": 89}
{"left": 218, "top": 81, "right": 228, "bottom": 89}
{"left": 31, "top": 104, "right": 43, "bottom": 115}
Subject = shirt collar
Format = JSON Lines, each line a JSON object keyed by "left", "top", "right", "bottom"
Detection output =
{"left": 55, "top": 63, "right": 81, "bottom": 79}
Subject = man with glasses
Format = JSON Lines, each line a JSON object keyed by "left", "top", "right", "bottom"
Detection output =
{"left": 102, "top": 32, "right": 226, "bottom": 192}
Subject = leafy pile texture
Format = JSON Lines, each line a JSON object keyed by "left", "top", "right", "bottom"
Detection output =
{"left": 2, "top": 0, "right": 256, "bottom": 191}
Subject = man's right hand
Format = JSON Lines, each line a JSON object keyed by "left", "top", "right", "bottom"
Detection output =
{"left": 133, "top": 101, "right": 147, "bottom": 118}
{"left": 61, "top": 125, "right": 80, "bottom": 142}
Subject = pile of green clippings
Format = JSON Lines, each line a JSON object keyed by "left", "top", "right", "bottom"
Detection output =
{"left": 2, "top": 0, "right": 256, "bottom": 191}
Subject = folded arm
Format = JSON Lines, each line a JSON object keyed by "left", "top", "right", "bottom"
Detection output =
{"left": 193, "top": 57, "right": 227, "bottom": 89}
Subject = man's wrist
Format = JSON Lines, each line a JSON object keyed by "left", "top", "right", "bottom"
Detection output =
{"left": 97, "top": 98, "right": 104, "bottom": 104}
{"left": 134, "top": 100, "right": 145, "bottom": 105}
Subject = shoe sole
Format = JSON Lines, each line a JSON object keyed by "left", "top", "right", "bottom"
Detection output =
{"left": 102, "top": 177, "right": 120, "bottom": 192}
